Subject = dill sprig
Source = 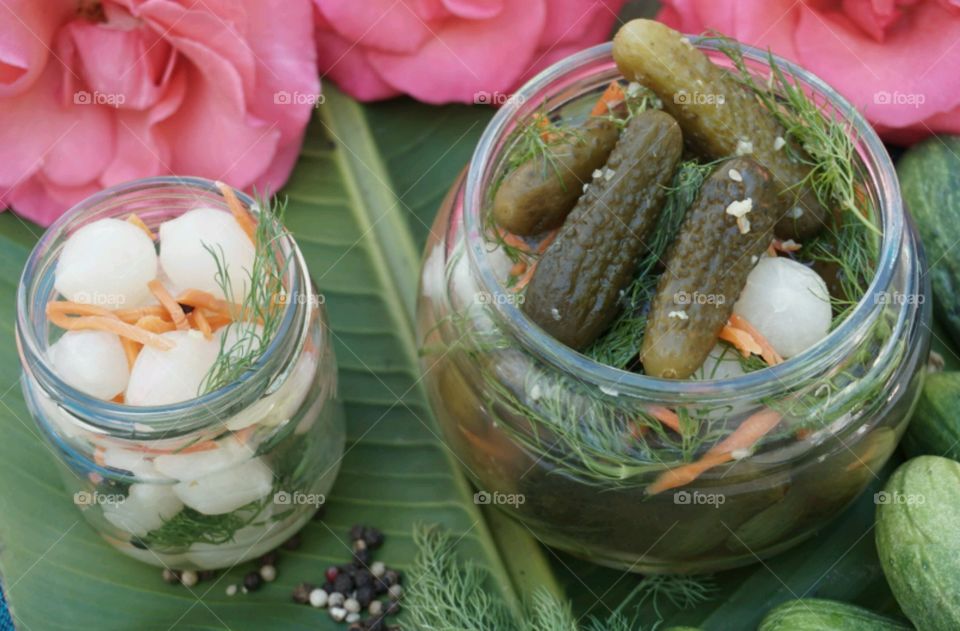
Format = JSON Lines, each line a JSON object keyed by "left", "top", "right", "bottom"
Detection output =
{"left": 406, "top": 525, "right": 680, "bottom": 630}
{"left": 200, "top": 193, "right": 292, "bottom": 394}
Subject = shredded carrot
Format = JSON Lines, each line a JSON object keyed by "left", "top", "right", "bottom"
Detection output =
{"left": 216, "top": 181, "right": 257, "bottom": 243}
{"left": 114, "top": 305, "right": 170, "bottom": 324}
{"left": 531, "top": 112, "right": 558, "bottom": 142}
{"left": 510, "top": 261, "right": 527, "bottom": 277}
{"left": 119, "top": 336, "right": 141, "bottom": 368}
{"left": 147, "top": 279, "right": 189, "bottom": 331}
{"left": 729, "top": 314, "right": 784, "bottom": 366}
{"left": 536, "top": 228, "right": 559, "bottom": 254}
{"left": 93, "top": 447, "right": 106, "bottom": 467}
{"left": 46, "top": 302, "right": 173, "bottom": 349}
{"left": 591, "top": 80, "right": 626, "bottom": 116}
{"left": 499, "top": 229, "right": 532, "bottom": 254}
{"left": 112, "top": 393, "right": 125, "bottom": 404}
{"left": 126, "top": 213, "right": 156, "bottom": 240}
{"left": 191, "top": 309, "right": 213, "bottom": 340}
{"left": 134, "top": 315, "right": 176, "bottom": 335}
{"left": 719, "top": 324, "right": 762, "bottom": 358}
{"left": 647, "top": 408, "right": 783, "bottom": 495}
{"left": 513, "top": 262, "right": 538, "bottom": 292}
{"left": 180, "top": 440, "right": 220, "bottom": 454}
{"left": 176, "top": 289, "right": 233, "bottom": 318}
{"left": 646, "top": 405, "right": 682, "bottom": 433}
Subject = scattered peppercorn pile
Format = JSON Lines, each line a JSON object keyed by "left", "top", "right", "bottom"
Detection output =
{"left": 292, "top": 524, "right": 403, "bottom": 630}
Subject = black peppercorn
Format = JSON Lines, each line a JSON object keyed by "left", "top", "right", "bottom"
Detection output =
{"left": 363, "top": 528, "right": 384, "bottom": 550}
{"left": 383, "top": 569, "right": 400, "bottom": 586}
{"left": 354, "top": 569, "right": 372, "bottom": 588}
{"left": 333, "top": 573, "right": 354, "bottom": 594}
{"left": 348, "top": 624, "right": 366, "bottom": 631}
{"left": 259, "top": 551, "right": 279, "bottom": 567}
{"left": 353, "top": 548, "right": 372, "bottom": 567}
{"left": 385, "top": 600, "right": 401, "bottom": 616}
{"left": 355, "top": 585, "right": 374, "bottom": 608}
{"left": 366, "top": 616, "right": 385, "bottom": 631}
{"left": 292, "top": 582, "right": 315, "bottom": 604}
{"left": 322, "top": 581, "right": 335, "bottom": 593}
{"left": 373, "top": 577, "right": 388, "bottom": 595}
{"left": 243, "top": 571, "right": 263, "bottom": 592}
{"left": 349, "top": 524, "right": 365, "bottom": 541}
{"left": 281, "top": 533, "right": 302, "bottom": 551}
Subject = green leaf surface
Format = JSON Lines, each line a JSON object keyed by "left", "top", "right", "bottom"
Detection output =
{"left": 0, "top": 87, "right": 519, "bottom": 630}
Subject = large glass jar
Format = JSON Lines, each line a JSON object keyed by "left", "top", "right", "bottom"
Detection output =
{"left": 16, "top": 177, "right": 344, "bottom": 569}
{"left": 416, "top": 42, "right": 930, "bottom": 573}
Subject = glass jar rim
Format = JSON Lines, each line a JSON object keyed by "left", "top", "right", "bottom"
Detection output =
{"left": 463, "top": 38, "right": 905, "bottom": 401}
{"left": 16, "top": 175, "right": 309, "bottom": 436}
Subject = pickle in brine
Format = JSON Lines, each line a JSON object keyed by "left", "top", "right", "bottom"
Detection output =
{"left": 493, "top": 116, "right": 621, "bottom": 235}
{"left": 523, "top": 110, "right": 683, "bottom": 350}
{"left": 640, "top": 157, "right": 779, "bottom": 379}
{"left": 612, "top": 19, "right": 826, "bottom": 239}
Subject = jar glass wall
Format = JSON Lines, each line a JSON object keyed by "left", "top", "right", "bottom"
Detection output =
{"left": 16, "top": 177, "right": 344, "bottom": 569}
{"left": 416, "top": 42, "right": 930, "bottom": 573}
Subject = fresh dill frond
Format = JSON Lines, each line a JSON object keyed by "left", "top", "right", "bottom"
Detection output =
{"left": 200, "top": 192, "right": 292, "bottom": 394}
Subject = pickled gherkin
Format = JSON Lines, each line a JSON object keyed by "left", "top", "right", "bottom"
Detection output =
{"left": 640, "top": 157, "right": 779, "bottom": 379}
{"left": 523, "top": 110, "right": 682, "bottom": 350}
{"left": 493, "top": 116, "right": 621, "bottom": 235}
{"left": 612, "top": 19, "right": 826, "bottom": 239}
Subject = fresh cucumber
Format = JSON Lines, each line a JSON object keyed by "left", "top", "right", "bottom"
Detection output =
{"left": 759, "top": 598, "right": 910, "bottom": 630}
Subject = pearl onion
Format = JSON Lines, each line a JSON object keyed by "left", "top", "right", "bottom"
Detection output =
{"left": 159, "top": 207, "right": 255, "bottom": 301}
{"left": 55, "top": 218, "right": 157, "bottom": 308}
{"left": 49, "top": 330, "right": 130, "bottom": 399}
{"left": 733, "top": 257, "right": 831, "bottom": 358}
{"left": 125, "top": 330, "right": 220, "bottom": 406}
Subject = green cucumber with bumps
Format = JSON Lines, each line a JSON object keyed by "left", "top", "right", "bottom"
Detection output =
{"left": 902, "top": 371, "right": 960, "bottom": 461}
{"left": 876, "top": 456, "right": 960, "bottom": 631}
{"left": 758, "top": 599, "right": 910, "bottom": 630}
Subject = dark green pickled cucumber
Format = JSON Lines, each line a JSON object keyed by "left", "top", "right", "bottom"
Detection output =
{"left": 493, "top": 116, "right": 621, "bottom": 235}
{"left": 523, "top": 110, "right": 682, "bottom": 349}
{"left": 612, "top": 19, "right": 826, "bottom": 239}
{"left": 641, "top": 157, "right": 779, "bottom": 378}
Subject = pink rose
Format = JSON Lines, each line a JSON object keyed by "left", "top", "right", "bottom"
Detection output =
{"left": 0, "top": 0, "right": 319, "bottom": 225}
{"left": 313, "top": 0, "right": 627, "bottom": 104}
{"left": 657, "top": 0, "right": 960, "bottom": 144}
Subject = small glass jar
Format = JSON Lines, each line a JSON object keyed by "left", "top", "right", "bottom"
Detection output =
{"left": 416, "top": 41, "right": 930, "bottom": 573}
{"left": 16, "top": 177, "right": 344, "bottom": 569}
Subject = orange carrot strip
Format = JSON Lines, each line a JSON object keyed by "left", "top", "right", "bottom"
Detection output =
{"left": 216, "top": 181, "right": 257, "bottom": 243}
{"left": 46, "top": 301, "right": 115, "bottom": 319}
{"left": 591, "top": 80, "right": 626, "bottom": 116}
{"left": 94, "top": 447, "right": 106, "bottom": 467}
{"left": 719, "top": 324, "right": 762, "bottom": 358}
{"left": 536, "top": 228, "right": 559, "bottom": 254}
{"left": 498, "top": 229, "right": 532, "bottom": 254}
{"left": 119, "top": 336, "right": 141, "bottom": 368}
{"left": 191, "top": 309, "right": 213, "bottom": 340}
{"left": 510, "top": 261, "right": 527, "bottom": 277}
{"left": 729, "top": 314, "right": 784, "bottom": 366}
{"left": 176, "top": 289, "right": 233, "bottom": 318}
{"left": 134, "top": 315, "right": 176, "bottom": 334}
{"left": 179, "top": 440, "right": 220, "bottom": 454}
{"left": 647, "top": 408, "right": 783, "bottom": 495}
{"left": 773, "top": 238, "right": 802, "bottom": 253}
{"left": 147, "top": 279, "right": 189, "bottom": 331}
{"left": 512, "top": 262, "right": 538, "bottom": 292}
{"left": 46, "top": 310, "right": 174, "bottom": 350}
{"left": 531, "top": 113, "right": 557, "bottom": 142}
{"left": 114, "top": 305, "right": 170, "bottom": 324}
{"left": 126, "top": 213, "right": 156, "bottom": 240}
{"left": 112, "top": 393, "right": 125, "bottom": 404}
{"left": 646, "top": 405, "right": 682, "bottom": 433}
